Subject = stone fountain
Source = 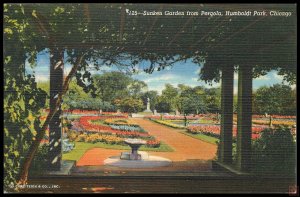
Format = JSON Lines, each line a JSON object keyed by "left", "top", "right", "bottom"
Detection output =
{"left": 120, "top": 138, "right": 148, "bottom": 160}
{"left": 104, "top": 138, "right": 171, "bottom": 168}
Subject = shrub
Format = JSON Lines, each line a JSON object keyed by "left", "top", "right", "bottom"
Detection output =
{"left": 76, "top": 134, "right": 87, "bottom": 142}
{"left": 67, "top": 130, "right": 78, "bottom": 142}
{"left": 251, "top": 126, "right": 295, "bottom": 175}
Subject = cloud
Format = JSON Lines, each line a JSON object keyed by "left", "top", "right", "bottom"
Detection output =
{"left": 100, "top": 65, "right": 114, "bottom": 71}
{"left": 148, "top": 83, "right": 166, "bottom": 95}
{"left": 254, "top": 75, "right": 270, "bottom": 80}
{"left": 273, "top": 72, "right": 284, "bottom": 81}
{"left": 134, "top": 71, "right": 151, "bottom": 77}
{"left": 144, "top": 74, "right": 177, "bottom": 83}
{"left": 194, "top": 68, "right": 201, "bottom": 75}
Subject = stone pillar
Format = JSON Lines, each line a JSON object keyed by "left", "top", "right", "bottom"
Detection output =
{"left": 48, "top": 48, "right": 64, "bottom": 171}
{"left": 219, "top": 65, "right": 234, "bottom": 164}
{"left": 236, "top": 65, "right": 252, "bottom": 172}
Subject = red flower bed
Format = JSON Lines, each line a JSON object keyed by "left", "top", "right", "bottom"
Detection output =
{"left": 146, "top": 139, "right": 161, "bottom": 147}
{"left": 79, "top": 116, "right": 150, "bottom": 138}
{"left": 79, "top": 116, "right": 120, "bottom": 133}
{"left": 251, "top": 115, "right": 296, "bottom": 119}
{"left": 187, "top": 125, "right": 267, "bottom": 139}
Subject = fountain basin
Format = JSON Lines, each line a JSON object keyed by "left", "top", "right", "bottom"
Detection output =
{"left": 104, "top": 152, "right": 172, "bottom": 168}
{"left": 124, "top": 138, "right": 147, "bottom": 160}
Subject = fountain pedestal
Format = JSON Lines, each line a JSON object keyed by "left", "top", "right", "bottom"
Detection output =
{"left": 121, "top": 139, "right": 147, "bottom": 160}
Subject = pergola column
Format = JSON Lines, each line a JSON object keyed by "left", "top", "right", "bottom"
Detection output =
{"left": 219, "top": 65, "right": 234, "bottom": 164}
{"left": 236, "top": 65, "right": 252, "bottom": 172}
{"left": 48, "top": 48, "right": 64, "bottom": 171}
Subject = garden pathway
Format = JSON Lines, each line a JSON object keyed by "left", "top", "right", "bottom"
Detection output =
{"left": 76, "top": 118, "right": 217, "bottom": 170}
{"left": 133, "top": 118, "right": 217, "bottom": 161}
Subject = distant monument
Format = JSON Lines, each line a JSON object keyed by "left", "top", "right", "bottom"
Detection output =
{"left": 144, "top": 97, "right": 152, "bottom": 112}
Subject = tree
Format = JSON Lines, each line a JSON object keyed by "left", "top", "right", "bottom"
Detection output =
{"left": 253, "top": 84, "right": 296, "bottom": 115}
{"left": 93, "top": 72, "right": 132, "bottom": 103}
{"left": 203, "top": 87, "right": 221, "bottom": 113}
{"left": 127, "top": 79, "right": 147, "bottom": 99}
{"left": 178, "top": 87, "right": 207, "bottom": 114}
{"left": 116, "top": 97, "right": 144, "bottom": 113}
{"left": 155, "top": 99, "right": 172, "bottom": 113}
{"left": 4, "top": 4, "right": 47, "bottom": 190}
{"left": 160, "top": 84, "right": 179, "bottom": 113}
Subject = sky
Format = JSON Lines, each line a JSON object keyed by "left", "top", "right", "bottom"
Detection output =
{"left": 26, "top": 51, "right": 296, "bottom": 95}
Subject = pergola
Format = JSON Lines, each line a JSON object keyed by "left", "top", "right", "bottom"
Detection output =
{"left": 36, "top": 4, "right": 296, "bottom": 173}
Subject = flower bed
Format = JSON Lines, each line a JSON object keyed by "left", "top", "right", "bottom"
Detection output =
{"left": 146, "top": 140, "right": 161, "bottom": 148}
{"left": 110, "top": 124, "right": 142, "bottom": 132}
{"left": 79, "top": 116, "right": 130, "bottom": 133}
{"left": 74, "top": 133, "right": 124, "bottom": 144}
{"left": 71, "top": 116, "right": 162, "bottom": 147}
{"left": 252, "top": 119, "right": 296, "bottom": 126}
{"left": 104, "top": 118, "right": 139, "bottom": 126}
{"left": 115, "top": 130, "right": 150, "bottom": 138}
{"left": 44, "top": 109, "right": 128, "bottom": 117}
{"left": 186, "top": 125, "right": 268, "bottom": 139}
{"left": 67, "top": 130, "right": 160, "bottom": 148}
{"left": 79, "top": 116, "right": 119, "bottom": 133}
{"left": 145, "top": 115, "right": 200, "bottom": 120}
{"left": 252, "top": 114, "right": 296, "bottom": 119}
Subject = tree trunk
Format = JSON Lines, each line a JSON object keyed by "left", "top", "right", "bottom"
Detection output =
{"left": 17, "top": 54, "right": 85, "bottom": 185}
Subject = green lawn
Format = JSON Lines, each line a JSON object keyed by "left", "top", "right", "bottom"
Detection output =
{"left": 197, "top": 119, "right": 219, "bottom": 124}
{"left": 179, "top": 131, "right": 219, "bottom": 145}
{"left": 62, "top": 141, "right": 174, "bottom": 161}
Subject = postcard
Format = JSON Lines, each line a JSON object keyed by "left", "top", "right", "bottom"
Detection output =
{"left": 3, "top": 3, "right": 297, "bottom": 194}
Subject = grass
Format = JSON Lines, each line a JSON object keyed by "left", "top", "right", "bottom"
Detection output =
{"left": 198, "top": 119, "right": 219, "bottom": 124}
{"left": 62, "top": 141, "right": 174, "bottom": 161}
{"left": 179, "top": 131, "right": 219, "bottom": 145}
